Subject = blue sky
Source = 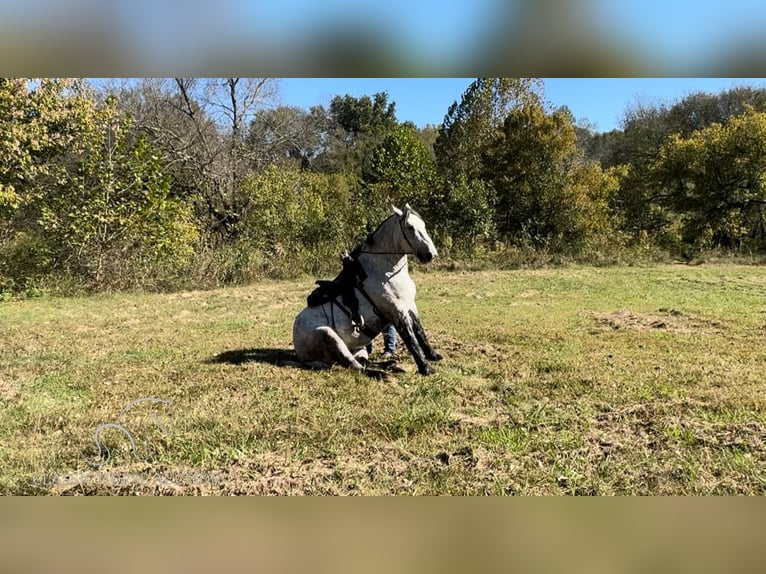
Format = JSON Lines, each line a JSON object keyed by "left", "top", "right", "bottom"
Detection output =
{"left": 589, "top": 0, "right": 766, "bottom": 70}
{"left": 279, "top": 78, "right": 766, "bottom": 133}
{"left": 5, "top": 0, "right": 766, "bottom": 75}
{"left": 246, "top": 1, "right": 766, "bottom": 75}
{"left": 248, "top": 0, "right": 498, "bottom": 66}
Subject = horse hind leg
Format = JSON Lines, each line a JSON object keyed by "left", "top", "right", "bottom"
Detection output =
{"left": 352, "top": 346, "right": 369, "bottom": 364}
{"left": 312, "top": 327, "right": 366, "bottom": 371}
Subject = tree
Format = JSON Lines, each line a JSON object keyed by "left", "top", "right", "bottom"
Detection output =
{"left": 434, "top": 174, "right": 496, "bottom": 251}
{"left": 434, "top": 77, "right": 543, "bottom": 181}
{"left": 38, "top": 96, "right": 198, "bottom": 288}
{"left": 482, "top": 100, "right": 616, "bottom": 248}
{"left": 329, "top": 91, "right": 396, "bottom": 140}
{"left": 311, "top": 92, "right": 398, "bottom": 175}
{"left": 0, "top": 78, "right": 97, "bottom": 290}
{"left": 665, "top": 86, "right": 766, "bottom": 137}
{"left": 652, "top": 108, "right": 766, "bottom": 251}
{"left": 0, "top": 79, "right": 92, "bottom": 236}
{"left": 246, "top": 105, "right": 325, "bottom": 170}
{"left": 238, "top": 165, "right": 362, "bottom": 276}
{"left": 364, "top": 123, "right": 438, "bottom": 223}
{"left": 1, "top": 82, "right": 199, "bottom": 291}
{"left": 605, "top": 86, "right": 766, "bottom": 244}
{"left": 606, "top": 100, "right": 675, "bottom": 239}
{"left": 415, "top": 123, "right": 440, "bottom": 160}
{"left": 113, "top": 78, "right": 279, "bottom": 239}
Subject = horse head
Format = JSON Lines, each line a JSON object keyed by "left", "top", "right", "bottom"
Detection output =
{"left": 393, "top": 204, "right": 438, "bottom": 264}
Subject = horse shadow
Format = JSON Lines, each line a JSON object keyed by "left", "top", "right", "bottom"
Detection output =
{"left": 206, "top": 347, "right": 297, "bottom": 367}
{"left": 206, "top": 347, "right": 404, "bottom": 379}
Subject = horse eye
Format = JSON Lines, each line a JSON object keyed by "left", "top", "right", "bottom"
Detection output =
{"left": 407, "top": 225, "right": 415, "bottom": 231}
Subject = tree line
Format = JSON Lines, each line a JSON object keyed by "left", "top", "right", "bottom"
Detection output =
{"left": 2, "top": 77, "right": 766, "bottom": 295}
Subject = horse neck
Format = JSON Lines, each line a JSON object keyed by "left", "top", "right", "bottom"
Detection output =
{"left": 358, "top": 215, "right": 409, "bottom": 273}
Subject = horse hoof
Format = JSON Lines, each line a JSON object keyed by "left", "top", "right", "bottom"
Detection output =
{"left": 418, "top": 364, "right": 432, "bottom": 375}
{"left": 430, "top": 352, "right": 443, "bottom": 361}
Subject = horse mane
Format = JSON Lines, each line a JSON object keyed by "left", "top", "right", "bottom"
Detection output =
{"left": 360, "top": 213, "right": 396, "bottom": 249}
{"left": 353, "top": 208, "right": 422, "bottom": 254}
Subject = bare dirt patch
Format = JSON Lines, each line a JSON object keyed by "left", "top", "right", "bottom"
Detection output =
{"left": 591, "top": 309, "right": 723, "bottom": 334}
{"left": 218, "top": 444, "right": 502, "bottom": 495}
{"left": 0, "top": 378, "right": 18, "bottom": 401}
{"left": 437, "top": 333, "right": 506, "bottom": 362}
{"left": 46, "top": 466, "right": 226, "bottom": 496}
{"left": 449, "top": 412, "right": 506, "bottom": 428}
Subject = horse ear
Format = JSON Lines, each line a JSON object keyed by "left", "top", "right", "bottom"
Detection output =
{"left": 392, "top": 205, "right": 403, "bottom": 217}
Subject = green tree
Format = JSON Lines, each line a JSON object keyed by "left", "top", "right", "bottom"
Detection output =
{"left": 482, "top": 100, "right": 616, "bottom": 249}
{"left": 38, "top": 96, "right": 198, "bottom": 288}
{"left": 239, "top": 165, "right": 362, "bottom": 276}
{"left": 434, "top": 174, "right": 496, "bottom": 251}
{"left": 605, "top": 85, "right": 766, "bottom": 245}
{"left": 607, "top": 101, "right": 675, "bottom": 240}
{"left": 364, "top": 123, "right": 438, "bottom": 223}
{"left": 415, "top": 123, "right": 440, "bottom": 160}
{"left": 312, "top": 92, "right": 398, "bottom": 175}
{"left": 665, "top": 86, "right": 766, "bottom": 137}
{"left": 0, "top": 78, "right": 96, "bottom": 290}
{"left": 0, "top": 79, "right": 91, "bottom": 234}
{"left": 652, "top": 108, "right": 766, "bottom": 251}
{"left": 434, "top": 77, "right": 542, "bottom": 182}
{"left": 330, "top": 92, "right": 397, "bottom": 139}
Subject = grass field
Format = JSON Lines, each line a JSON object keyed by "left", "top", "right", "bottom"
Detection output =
{"left": 2, "top": 264, "right": 766, "bottom": 495}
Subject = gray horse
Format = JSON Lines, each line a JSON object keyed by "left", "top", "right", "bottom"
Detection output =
{"left": 292, "top": 204, "right": 443, "bottom": 375}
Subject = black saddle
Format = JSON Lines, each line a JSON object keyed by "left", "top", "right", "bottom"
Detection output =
{"left": 307, "top": 251, "right": 367, "bottom": 330}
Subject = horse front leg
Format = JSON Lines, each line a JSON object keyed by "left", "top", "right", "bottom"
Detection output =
{"left": 395, "top": 313, "right": 432, "bottom": 375}
{"left": 409, "top": 310, "right": 443, "bottom": 362}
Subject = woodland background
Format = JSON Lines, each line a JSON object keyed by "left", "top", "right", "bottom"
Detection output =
{"left": 3, "top": 77, "right": 766, "bottom": 295}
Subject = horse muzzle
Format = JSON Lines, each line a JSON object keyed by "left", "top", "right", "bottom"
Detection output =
{"left": 418, "top": 249, "right": 436, "bottom": 263}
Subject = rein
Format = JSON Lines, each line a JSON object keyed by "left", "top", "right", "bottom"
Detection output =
{"left": 355, "top": 248, "right": 411, "bottom": 256}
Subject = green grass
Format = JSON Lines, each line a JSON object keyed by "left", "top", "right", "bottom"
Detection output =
{"left": 2, "top": 264, "right": 766, "bottom": 495}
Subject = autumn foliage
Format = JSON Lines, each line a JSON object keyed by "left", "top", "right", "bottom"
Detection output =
{"left": 3, "top": 78, "right": 766, "bottom": 294}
